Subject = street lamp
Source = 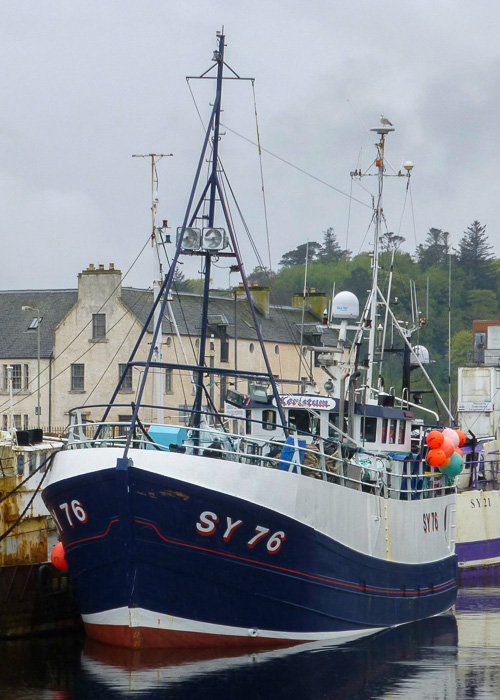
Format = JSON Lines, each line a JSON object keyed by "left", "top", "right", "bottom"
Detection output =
{"left": 22, "top": 305, "right": 41, "bottom": 429}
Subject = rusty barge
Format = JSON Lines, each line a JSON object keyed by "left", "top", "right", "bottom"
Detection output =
{"left": 0, "top": 427, "right": 81, "bottom": 638}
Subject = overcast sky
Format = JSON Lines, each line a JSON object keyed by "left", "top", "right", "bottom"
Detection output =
{"left": 1, "top": 1, "right": 499, "bottom": 292}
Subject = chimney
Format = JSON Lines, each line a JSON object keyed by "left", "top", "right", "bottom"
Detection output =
{"left": 292, "top": 290, "right": 328, "bottom": 319}
{"left": 78, "top": 263, "right": 123, "bottom": 303}
{"left": 235, "top": 283, "right": 270, "bottom": 317}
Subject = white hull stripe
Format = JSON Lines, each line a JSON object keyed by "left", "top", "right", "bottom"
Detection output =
{"left": 82, "top": 607, "right": 385, "bottom": 643}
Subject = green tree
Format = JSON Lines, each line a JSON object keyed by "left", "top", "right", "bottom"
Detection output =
{"left": 415, "top": 228, "right": 450, "bottom": 269}
{"left": 379, "top": 231, "right": 405, "bottom": 253}
{"left": 450, "top": 329, "right": 473, "bottom": 369}
{"left": 279, "top": 242, "right": 321, "bottom": 268}
{"left": 247, "top": 266, "right": 275, "bottom": 287}
{"left": 172, "top": 269, "right": 193, "bottom": 292}
{"left": 464, "top": 289, "right": 500, "bottom": 324}
{"left": 455, "top": 221, "right": 495, "bottom": 289}
{"left": 318, "top": 228, "right": 351, "bottom": 263}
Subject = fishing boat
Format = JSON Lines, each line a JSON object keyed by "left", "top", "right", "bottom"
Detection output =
{"left": 0, "top": 423, "right": 80, "bottom": 637}
{"left": 41, "top": 32, "right": 457, "bottom": 649}
{"left": 454, "top": 330, "right": 500, "bottom": 579}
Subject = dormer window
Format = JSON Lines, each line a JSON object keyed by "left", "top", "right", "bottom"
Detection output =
{"left": 28, "top": 317, "right": 41, "bottom": 330}
{"left": 92, "top": 313, "right": 106, "bottom": 340}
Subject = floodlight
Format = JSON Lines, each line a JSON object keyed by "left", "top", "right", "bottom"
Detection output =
{"left": 177, "top": 227, "right": 201, "bottom": 251}
{"left": 202, "top": 228, "right": 227, "bottom": 251}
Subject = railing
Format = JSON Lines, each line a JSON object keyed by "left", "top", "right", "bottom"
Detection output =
{"left": 63, "top": 404, "right": 454, "bottom": 502}
{"left": 456, "top": 456, "right": 500, "bottom": 491}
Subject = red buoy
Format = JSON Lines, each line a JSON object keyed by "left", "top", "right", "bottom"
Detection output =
{"left": 51, "top": 541, "right": 68, "bottom": 571}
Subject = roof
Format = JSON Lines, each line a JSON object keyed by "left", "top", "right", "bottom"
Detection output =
{"left": 0, "top": 285, "right": 336, "bottom": 361}
{"left": 0, "top": 290, "right": 78, "bottom": 359}
{"left": 120, "top": 289, "right": 337, "bottom": 346}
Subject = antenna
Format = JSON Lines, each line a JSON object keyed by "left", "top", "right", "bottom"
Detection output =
{"left": 132, "top": 153, "right": 173, "bottom": 424}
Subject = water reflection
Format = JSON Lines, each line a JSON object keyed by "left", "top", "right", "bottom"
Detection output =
{"left": 2, "top": 587, "right": 500, "bottom": 699}
{"left": 75, "top": 614, "right": 458, "bottom": 700}
{"left": 455, "top": 586, "right": 500, "bottom": 699}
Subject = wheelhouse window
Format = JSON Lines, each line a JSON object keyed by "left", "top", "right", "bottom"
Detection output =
{"left": 328, "top": 411, "right": 347, "bottom": 438}
{"left": 262, "top": 409, "right": 277, "bottom": 431}
{"left": 118, "top": 364, "right": 133, "bottom": 391}
{"left": 71, "top": 363, "right": 85, "bottom": 391}
{"left": 360, "top": 416, "right": 377, "bottom": 443}
{"left": 398, "top": 421, "right": 406, "bottom": 444}
{"left": 92, "top": 313, "right": 106, "bottom": 340}
{"left": 382, "top": 418, "right": 388, "bottom": 443}
{"left": 288, "top": 408, "right": 319, "bottom": 436}
{"left": 245, "top": 409, "right": 252, "bottom": 435}
{"left": 389, "top": 419, "right": 397, "bottom": 444}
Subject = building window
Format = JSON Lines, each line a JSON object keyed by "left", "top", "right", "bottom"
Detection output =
{"left": 118, "top": 414, "right": 133, "bottom": 438}
{"left": 92, "top": 313, "right": 106, "bottom": 339}
{"left": 178, "top": 404, "right": 190, "bottom": 424}
{"left": 249, "top": 343, "right": 255, "bottom": 353}
{"left": 71, "top": 364, "right": 85, "bottom": 391}
{"left": 12, "top": 365, "right": 22, "bottom": 391}
{"left": 220, "top": 327, "right": 229, "bottom": 363}
{"left": 2, "top": 414, "right": 7, "bottom": 430}
{"left": 118, "top": 364, "right": 133, "bottom": 391}
{"left": 23, "top": 414, "right": 29, "bottom": 430}
{"left": 165, "top": 368, "right": 173, "bottom": 394}
{"left": 23, "top": 364, "right": 29, "bottom": 390}
{"left": 13, "top": 414, "right": 22, "bottom": 429}
{"left": 219, "top": 375, "right": 227, "bottom": 410}
{"left": 274, "top": 345, "right": 279, "bottom": 355}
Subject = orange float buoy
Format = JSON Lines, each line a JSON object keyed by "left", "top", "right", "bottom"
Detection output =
{"left": 455, "top": 430, "right": 467, "bottom": 447}
{"left": 426, "top": 430, "right": 444, "bottom": 449}
{"left": 51, "top": 541, "right": 68, "bottom": 571}
{"left": 427, "top": 448, "right": 447, "bottom": 467}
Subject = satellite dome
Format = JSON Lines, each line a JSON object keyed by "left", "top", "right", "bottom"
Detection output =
{"left": 410, "top": 345, "right": 430, "bottom": 365}
{"left": 332, "top": 291, "right": 359, "bottom": 320}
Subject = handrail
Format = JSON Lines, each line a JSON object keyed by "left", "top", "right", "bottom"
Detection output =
{"left": 63, "top": 416, "right": 455, "bottom": 501}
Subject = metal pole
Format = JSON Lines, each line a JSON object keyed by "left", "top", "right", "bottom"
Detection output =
{"left": 37, "top": 313, "right": 41, "bottom": 428}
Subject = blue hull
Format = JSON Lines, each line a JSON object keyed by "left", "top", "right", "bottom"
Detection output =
{"left": 43, "top": 465, "right": 457, "bottom": 647}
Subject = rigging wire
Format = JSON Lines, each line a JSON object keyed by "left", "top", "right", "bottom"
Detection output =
{"left": 220, "top": 122, "right": 372, "bottom": 210}
{"left": 251, "top": 80, "right": 273, "bottom": 276}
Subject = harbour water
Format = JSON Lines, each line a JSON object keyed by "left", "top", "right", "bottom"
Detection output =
{"left": 1, "top": 585, "right": 499, "bottom": 699}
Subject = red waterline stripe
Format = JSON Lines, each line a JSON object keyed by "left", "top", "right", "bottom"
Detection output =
{"left": 135, "top": 518, "right": 456, "bottom": 597}
{"left": 65, "top": 518, "right": 120, "bottom": 549}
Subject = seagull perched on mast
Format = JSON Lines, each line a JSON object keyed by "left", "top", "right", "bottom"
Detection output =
{"left": 380, "top": 114, "right": 393, "bottom": 126}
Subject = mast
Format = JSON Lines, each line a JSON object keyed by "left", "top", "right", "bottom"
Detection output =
{"left": 103, "top": 31, "right": 290, "bottom": 461}
{"left": 192, "top": 33, "right": 225, "bottom": 427}
{"left": 366, "top": 128, "right": 389, "bottom": 396}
